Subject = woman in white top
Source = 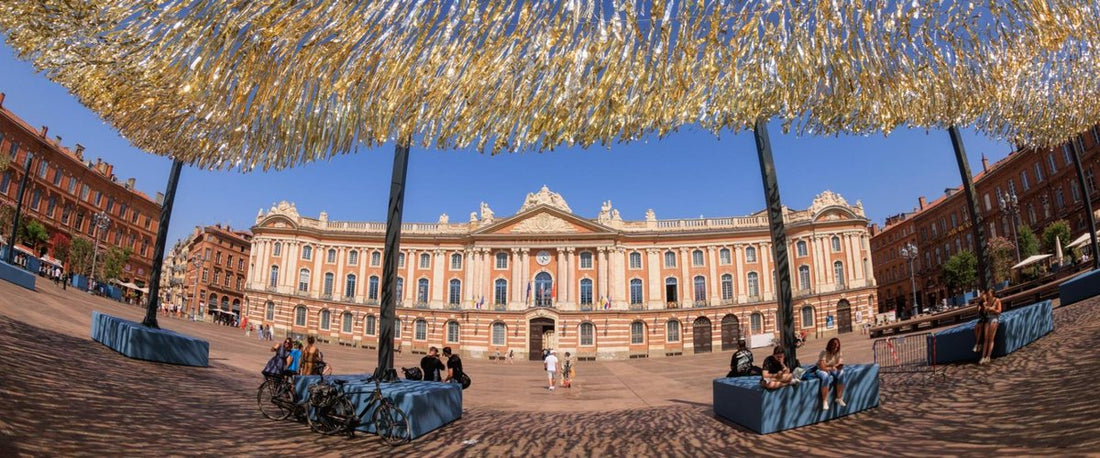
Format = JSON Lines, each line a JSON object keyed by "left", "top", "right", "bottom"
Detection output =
{"left": 816, "top": 338, "right": 846, "bottom": 411}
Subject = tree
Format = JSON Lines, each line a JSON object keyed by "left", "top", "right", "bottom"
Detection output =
{"left": 68, "top": 237, "right": 94, "bottom": 277}
{"left": 0, "top": 203, "right": 13, "bottom": 239}
{"left": 49, "top": 232, "right": 71, "bottom": 264}
{"left": 1016, "top": 224, "right": 1040, "bottom": 259}
{"left": 1041, "top": 220, "right": 1071, "bottom": 256}
{"left": 20, "top": 219, "right": 48, "bottom": 254}
{"left": 100, "top": 246, "right": 133, "bottom": 282}
{"left": 987, "top": 236, "right": 1015, "bottom": 284}
{"left": 943, "top": 250, "right": 977, "bottom": 295}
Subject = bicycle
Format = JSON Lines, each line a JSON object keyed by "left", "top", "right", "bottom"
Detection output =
{"left": 257, "top": 372, "right": 303, "bottom": 421}
{"left": 307, "top": 375, "right": 411, "bottom": 445}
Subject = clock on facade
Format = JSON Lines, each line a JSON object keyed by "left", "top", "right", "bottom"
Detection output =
{"left": 536, "top": 250, "right": 552, "bottom": 265}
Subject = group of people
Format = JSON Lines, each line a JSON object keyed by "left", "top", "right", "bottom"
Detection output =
{"left": 40, "top": 264, "right": 67, "bottom": 288}
{"left": 254, "top": 324, "right": 275, "bottom": 341}
{"left": 543, "top": 349, "right": 575, "bottom": 390}
{"left": 265, "top": 336, "right": 327, "bottom": 377}
{"left": 729, "top": 337, "right": 847, "bottom": 411}
{"left": 419, "top": 346, "right": 464, "bottom": 384}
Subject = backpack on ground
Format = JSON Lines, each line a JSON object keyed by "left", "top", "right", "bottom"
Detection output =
{"left": 402, "top": 367, "right": 423, "bottom": 381}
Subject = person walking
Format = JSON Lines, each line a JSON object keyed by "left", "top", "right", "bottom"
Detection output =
{"left": 507, "top": 349, "right": 515, "bottom": 365}
{"left": 544, "top": 349, "right": 559, "bottom": 390}
{"left": 561, "top": 351, "right": 575, "bottom": 388}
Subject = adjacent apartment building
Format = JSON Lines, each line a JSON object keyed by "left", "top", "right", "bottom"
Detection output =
{"left": 179, "top": 224, "right": 253, "bottom": 318}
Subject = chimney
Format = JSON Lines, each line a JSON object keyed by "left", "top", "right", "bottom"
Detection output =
{"left": 40, "top": 125, "right": 48, "bottom": 137}
{"left": 74, "top": 144, "right": 85, "bottom": 160}
{"left": 981, "top": 153, "right": 990, "bottom": 172}
{"left": 918, "top": 196, "right": 927, "bottom": 210}
{"left": 126, "top": 177, "right": 136, "bottom": 189}
{"left": 944, "top": 187, "right": 957, "bottom": 197}
{"left": 156, "top": 192, "right": 164, "bottom": 205}
{"left": 0, "top": 92, "right": 5, "bottom": 107}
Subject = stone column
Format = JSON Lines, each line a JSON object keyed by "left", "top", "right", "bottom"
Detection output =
{"left": 847, "top": 234, "right": 860, "bottom": 280}
{"left": 404, "top": 249, "right": 416, "bottom": 303}
{"left": 761, "top": 243, "right": 772, "bottom": 300}
{"left": 335, "top": 247, "right": 346, "bottom": 299}
{"left": 312, "top": 244, "right": 323, "bottom": 296}
{"left": 358, "top": 247, "right": 368, "bottom": 302}
{"left": 511, "top": 248, "right": 522, "bottom": 306}
{"left": 283, "top": 242, "right": 297, "bottom": 289}
{"left": 735, "top": 245, "right": 746, "bottom": 301}
{"left": 597, "top": 247, "right": 609, "bottom": 302}
{"left": 431, "top": 249, "right": 445, "bottom": 305}
{"left": 679, "top": 248, "right": 689, "bottom": 304}
{"left": 707, "top": 246, "right": 719, "bottom": 304}
{"left": 611, "top": 247, "right": 626, "bottom": 308}
{"left": 556, "top": 249, "right": 566, "bottom": 307}
{"left": 521, "top": 250, "right": 531, "bottom": 304}
{"left": 646, "top": 249, "right": 661, "bottom": 308}
{"left": 563, "top": 248, "right": 574, "bottom": 304}
{"left": 463, "top": 248, "right": 475, "bottom": 304}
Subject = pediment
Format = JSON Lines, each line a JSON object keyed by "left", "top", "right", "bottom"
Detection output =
{"left": 474, "top": 206, "right": 614, "bottom": 236}
{"left": 813, "top": 207, "right": 858, "bottom": 222}
{"left": 257, "top": 214, "right": 299, "bottom": 229}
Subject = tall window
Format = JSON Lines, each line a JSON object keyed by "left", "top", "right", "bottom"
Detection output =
{"left": 298, "top": 269, "right": 310, "bottom": 292}
{"left": 450, "top": 253, "right": 463, "bottom": 270}
{"left": 398, "top": 253, "right": 405, "bottom": 268}
{"left": 751, "top": 312, "right": 763, "bottom": 332}
{"left": 495, "top": 252, "right": 508, "bottom": 269}
{"left": 448, "top": 279, "right": 461, "bottom": 305}
{"left": 320, "top": 309, "right": 331, "bottom": 330}
{"left": 368, "top": 276, "right": 379, "bottom": 300}
{"left": 831, "top": 236, "right": 842, "bottom": 252}
{"left": 692, "top": 249, "right": 704, "bottom": 266}
{"left": 348, "top": 250, "right": 359, "bottom": 265}
{"left": 294, "top": 306, "right": 307, "bottom": 326}
{"left": 447, "top": 321, "right": 460, "bottom": 343}
{"left": 323, "top": 272, "right": 334, "bottom": 296}
{"left": 796, "top": 241, "right": 808, "bottom": 257}
{"left": 419, "top": 253, "right": 431, "bottom": 268}
{"left": 371, "top": 251, "right": 381, "bottom": 266}
{"left": 719, "top": 248, "right": 731, "bottom": 265}
{"left": 747, "top": 272, "right": 760, "bottom": 297}
{"left": 417, "top": 278, "right": 429, "bottom": 303}
{"left": 327, "top": 248, "right": 337, "bottom": 263}
{"left": 798, "top": 266, "right": 811, "bottom": 291}
{"left": 1021, "top": 170, "right": 1030, "bottom": 190}
{"left": 630, "top": 321, "right": 645, "bottom": 344}
{"left": 801, "top": 306, "right": 815, "bottom": 327}
{"left": 693, "top": 275, "right": 706, "bottom": 302}
{"left": 1034, "top": 162, "right": 1044, "bottom": 182}
{"left": 494, "top": 279, "right": 508, "bottom": 305}
{"left": 665, "top": 277, "right": 678, "bottom": 302}
{"left": 580, "top": 322, "right": 595, "bottom": 346}
{"left": 395, "top": 319, "right": 402, "bottom": 338}
{"left": 1063, "top": 144, "right": 1074, "bottom": 164}
{"left": 666, "top": 320, "right": 680, "bottom": 342}
{"left": 265, "top": 301, "right": 275, "bottom": 320}
{"left": 396, "top": 278, "right": 404, "bottom": 302}
{"left": 721, "top": 274, "right": 733, "bottom": 300}
{"left": 342, "top": 312, "right": 353, "bottom": 333}
{"left": 202, "top": 268, "right": 209, "bottom": 282}
{"left": 414, "top": 319, "right": 427, "bottom": 340}
{"left": 745, "top": 247, "right": 757, "bottom": 262}
{"left": 273, "top": 242, "right": 282, "bottom": 256}
{"left": 629, "top": 279, "right": 643, "bottom": 305}
{"left": 664, "top": 251, "right": 676, "bottom": 267}
{"left": 579, "top": 279, "right": 593, "bottom": 305}
{"left": 345, "top": 274, "right": 357, "bottom": 298}
{"left": 365, "top": 315, "right": 376, "bottom": 335}
{"left": 834, "top": 261, "right": 845, "bottom": 287}
{"left": 491, "top": 322, "right": 506, "bottom": 345}
{"left": 580, "top": 251, "right": 593, "bottom": 269}
{"left": 629, "top": 252, "right": 642, "bottom": 269}
{"left": 269, "top": 266, "right": 279, "bottom": 287}
{"left": 302, "top": 245, "right": 312, "bottom": 260}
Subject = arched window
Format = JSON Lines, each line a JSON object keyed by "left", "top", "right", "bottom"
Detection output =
{"left": 368, "top": 276, "right": 380, "bottom": 301}
{"left": 298, "top": 269, "right": 310, "bottom": 292}
{"left": 664, "top": 251, "right": 676, "bottom": 267}
{"left": 665, "top": 277, "right": 678, "bottom": 303}
{"left": 630, "top": 321, "right": 645, "bottom": 344}
{"left": 371, "top": 251, "right": 381, "bottom": 266}
{"left": 629, "top": 252, "right": 642, "bottom": 269}
{"left": 721, "top": 274, "right": 733, "bottom": 300}
{"left": 629, "top": 279, "right": 643, "bottom": 305}
{"left": 579, "top": 251, "right": 593, "bottom": 269}
{"left": 364, "top": 315, "right": 376, "bottom": 335}
{"left": 796, "top": 240, "right": 808, "bottom": 257}
{"left": 208, "top": 293, "right": 218, "bottom": 307}
{"left": 272, "top": 242, "right": 282, "bottom": 257}
{"left": 666, "top": 320, "right": 680, "bottom": 342}
{"left": 692, "top": 249, "right": 705, "bottom": 266}
{"left": 446, "top": 321, "right": 460, "bottom": 343}
{"left": 294, "top": 305, "right": 307, "bottom": 326}
{"left": 745, "top": 246, "right": 757, "bottom": 262}
{"left": 394, "top": 319, "right": 402, "bottom": 339}
{"left": 265, "top": 301, "right": 275, "bottom": 320}
{"left": 396, "top": 277, "right": 404, "bottom": 302}
{"left": 693, "top": 275, "right": 707, "bottom": 302}
{"left": 579, "top": 279, "right": 593, "bottom": 305}
{"left": 414, "top": 319, "right": 427, "bottom": 340}
{"left": 450, "top": 253, "right": 463, "bottom": 270}
{"left": 397, "top": 253, "right": 405, "bottom": 268}
{"left": 320, "top": 309, "right": 331, "bottom": 330}
{"left": 798, "top": 265, "right": 811, "bottom": 291}
{"left": 831, "top": 236, "right": 842, "bottom": 252}
{"left": 342, "top": 312, "right": 353, "bottom": 333}
{"left": 494, "top": 279, "right": 508, "bottom": 305}
{"left": 750, "top": 312, "right": 763, "bottom": 332}
{"left": 323, "top": 272, "right": 334, "bottom": 296}
{"left": 348, "top": 250, "right": 359, "bottom": 265}
{"left": 269, "top": 265, "right": 279, "bottom": 287}
{"left": 302, "top": 245, "right": 313, "bottom": 260}
{"left": 834, "top": 261, "right": 845, "bottom": 287}
{"left": 491, "top": 322, "right": 506, "bottom": 345}
{"left": 495, "top": 252, "right": 508, "bottom": 269}
{"left": 579, "top": 322, "right": 595, "bottom": 346}
{"left": 448, "top": 279, "right": 462, "bottom": 305}
{"left": 417, "top": 278, "right": 429, "bottom": 303}
{"left": 419, "top": 253, "right": 431, "bottom": 269}
{"left": 801, "top": 306, "right": 815, "bottom": 327}
{"left": 719, "top": 248, "right": 731, "bottom": 264}
{"left": 327, "top": 248, "right": 337, "bottom": 263}
{"left": 747, "top": 272, "right": 760, "bottom": 297}
{"left": 345, "top": 274, "right": 357, "bottom": 298}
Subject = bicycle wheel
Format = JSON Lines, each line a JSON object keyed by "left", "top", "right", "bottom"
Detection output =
{"left": 309, "top": 396, "right": 354, "bottom": 436}
{"left": 372, "top": 401, "right": 411, "bottom": 446}
{"left": 257, "top": 380, "right": 293, "bottom": 420}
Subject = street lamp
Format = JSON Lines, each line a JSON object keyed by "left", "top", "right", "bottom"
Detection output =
{"left": 899, "top": 242, "right": 919, "bottom": 317}
{"left": 190, "top": 253, "right": 204, "bottom": 320}
{"left": 998, "top": 189, "right": 1021, "bottom": 263}
{"left": 88, "top": 211, "right": 111, "bottom": 291}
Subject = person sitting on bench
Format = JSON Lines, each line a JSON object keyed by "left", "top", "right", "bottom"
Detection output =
{"left": 816, "top": 338, "right": 846, "bottom": 411}
{"left": 760, "top": 346, "right": 798, "bottom": 389}
{"left": 973, "top": 289, "right": 1002, "bottom": 365}
{"left": 729, "top": 339, "right": 763, "bottom": 377}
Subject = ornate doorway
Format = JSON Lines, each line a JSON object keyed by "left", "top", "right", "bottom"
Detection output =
{"left": 836, "top": 299, "right": 853, "bottom": 334}
{"left": 693, "top": 317, "right": 712, "bottom": 353}
{"left": 720, "top": 314, "right": 740, "bottom": 351}
{"left": 528, "top": 317, "right": 555, "bottom": 360}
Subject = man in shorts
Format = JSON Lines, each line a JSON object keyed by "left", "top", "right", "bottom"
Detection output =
{"left": 544, "top": 349, "right": 559, "bottom": 390}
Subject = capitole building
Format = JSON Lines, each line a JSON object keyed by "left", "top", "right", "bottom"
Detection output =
{"left": 244, "top": 186, "right": 877, "bottom": 360}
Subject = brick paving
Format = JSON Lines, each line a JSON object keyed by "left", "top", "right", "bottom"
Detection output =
{"left": 0, "top": 279, "right": 1097, "bottom": 456}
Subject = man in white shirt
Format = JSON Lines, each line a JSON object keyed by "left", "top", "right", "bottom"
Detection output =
{"left": 544, "top": 349, "right": 559, "bottom": 390}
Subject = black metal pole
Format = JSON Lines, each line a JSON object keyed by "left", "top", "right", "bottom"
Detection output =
{"left": 1071, "top": 136, "right": 1099, "bottom": 270}
{"left": 752, "top": 118, "right": 797, "bottom": 366}
{"left": 141, "top": 159, "right": 184, "bottom": 328}
{"left": 375, "top": 141, "right": 411, "bottom": 382}
{"left": 5, "top": 154, "right": 33, "bottom": 265}
{"left": 948, "top": 126, "right": 991, "bottom": 292}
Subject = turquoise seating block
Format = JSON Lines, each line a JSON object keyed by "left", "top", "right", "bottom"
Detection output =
{"left": 0, "top": 261, "right": 35, "bottom": 291}
{"left": 1060, "top": 270, "right": 1100, "bottom": 306}
{"left": 713, "top": 363, "right": 880, "bottom": 434}
{"left": 90, "top": 311, "right": 209, "bottom": 367}
{"left": 294, "top": 375, "right": 462, "bottom": 440}
{"left": 931, "top": 300, "right": 1053, "bottom": 364}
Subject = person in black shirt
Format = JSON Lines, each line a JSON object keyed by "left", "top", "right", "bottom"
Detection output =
{"left": 421, "top": 346, "right": 446, "bottom": 381}
{"left": 729, "top": 339, "right": 763, "bottom": 377}
{"left": 760, "top": 346, "right": 795, "bottom": 390}
{"left": 443, "top": 346, "right": 464, "bottom": 384}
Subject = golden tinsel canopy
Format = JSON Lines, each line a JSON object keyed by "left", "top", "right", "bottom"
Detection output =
{"left": 2, "top": 1, "right": 1098, "bottom": 170}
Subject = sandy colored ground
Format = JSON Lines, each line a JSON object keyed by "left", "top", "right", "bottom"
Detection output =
{"left": 0, "top": 278, "right": 1097, "bottom": 456}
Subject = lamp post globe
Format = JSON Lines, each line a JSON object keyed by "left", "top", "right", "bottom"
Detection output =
{"left": 899, "top": 242, "right": 919, "bottom": 316}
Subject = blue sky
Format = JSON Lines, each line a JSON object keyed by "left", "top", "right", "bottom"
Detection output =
{"left": 1, "top": 46, "right": 1012, "bottom": 246}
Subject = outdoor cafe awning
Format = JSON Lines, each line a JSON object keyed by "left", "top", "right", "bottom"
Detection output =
{"left": 1067, "top": 231, "right": 1100, "bottom": 249}
{"left": 39, "top": 255, "right": 63, "bottom": 267}
{"left": 116, "top": 281, "right": 149, "bottom": 294}
{"left": 1012, "top": 254, "right": 1053, "bottom": 270}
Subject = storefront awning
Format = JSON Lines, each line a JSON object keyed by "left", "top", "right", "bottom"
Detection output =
{"left": 1011, "top": 254, "right": 1052, "bottom": 270}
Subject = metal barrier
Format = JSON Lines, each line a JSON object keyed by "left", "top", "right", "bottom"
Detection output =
{"left": 872, "top": 332, "right": 945, "bottom": 380}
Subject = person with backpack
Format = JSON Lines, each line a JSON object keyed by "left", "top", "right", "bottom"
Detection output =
{"left": 729, "top": 339, "right": 763, "bottom": 377}
{"left": 421, "top": 346, "right": 446, "bottom": 381}
{"left": 442, "top": 347, "right": 465, "bottom": 388}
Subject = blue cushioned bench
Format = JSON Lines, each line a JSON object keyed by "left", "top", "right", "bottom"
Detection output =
{"left": 1059, "top": 270, "right": 1100, "bottom": 307}
{"left": 90, "top": 311, "right": 209, "bottom": 367}
{"left": 713, "top": 364, "right": 880, "bottom": 434}
{"left": 930, "top": 300, "right": 1053, "bottom": 364}
{"left": 0, "top": 261, "right": 35, "bottom": 291}
{"left": 294, "top": 374, "right": 462, "bottom": 440}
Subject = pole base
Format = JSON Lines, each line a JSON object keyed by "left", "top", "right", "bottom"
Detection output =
{"left": 373, "top": 367, "right": 400, "bottom": 382}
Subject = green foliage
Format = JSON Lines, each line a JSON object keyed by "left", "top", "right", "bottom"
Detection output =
{"left": 1016, "top": 225, "right": 1040, "bottom": 259}
{"left": 0, "top": 204, "right": 13, "bottom": 239}
{"left": 100, "top": 246, "right": 132, "bottom": 281}
{"left": 1041, "top": 220, "right": 1071, "bottom": 255}
{"left": 20, "top": 220, "right": 48, "bottom": 254}
{"left": 943, "top": 250, "right": 977, "bottom": 294}
{"left": 68, "top": 237, "right": 93, "bottom": 277}
{"left": 987, "top": 236, "right": 1015, "bottom": 284}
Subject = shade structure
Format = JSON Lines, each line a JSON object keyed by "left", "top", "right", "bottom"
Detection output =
{"left": 1068, "top": 231, "right": 1100, "bottom": 250}
{"left": 1056, "top": 236, "right": 1064, "bottom": 264}
{"left": 1012, "top": 254, "right": 1053, "bottom": 270}
{"left": 2, "top": 2, "right": 1100, "bottom": 170}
